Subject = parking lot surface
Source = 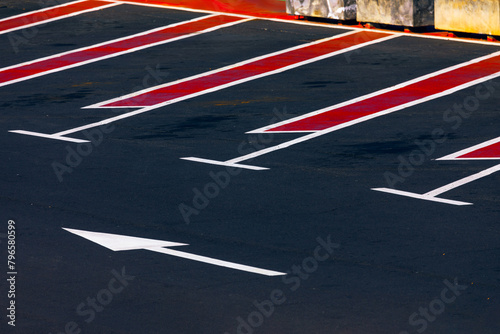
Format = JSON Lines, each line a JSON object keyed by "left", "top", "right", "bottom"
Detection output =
{"left": 1, "top": 1, "right": 499, "bottom": 333}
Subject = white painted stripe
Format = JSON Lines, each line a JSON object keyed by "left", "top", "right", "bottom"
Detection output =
{"left": 85, "top": 30, "right": 388, "bottom": 108}
{"left": 371, "top": 188, "right": 472, "bottom": 206}
{"left": 180, "top": 157, "right": 269, "bottom": 170}
{"left": 0, "top": 15, "right": 250, "bottom": 88}
{"left": 437, "top": 135, "right": 500, "bottom": 160}
{"left": 9, "top": 130, "right": 90, "bottom": 143}
{"left": 146, "top": 246, "right": 285, "bottom": 276}
{"left": 53, "top": 105, "right": 160, "bottom": 136}
{"left": 442, "top": 157, "right": 500, "bottom": 161}
{"left": 424, "top": 163, "right": 500, "bottom": 197}
{"left": 249, "top": 50, "right": 500, "bottom": 133}
{"left": 438, "top": 157, "right": 500, "bottom": 161}
{"left": 0, "top": 0, "right": 89, "bottom": 22}
{"left": 0, "top": 1, "right": 121, "bottom": 35}
{"left": 225, "top": 131, "right": 320, "bottom": 164}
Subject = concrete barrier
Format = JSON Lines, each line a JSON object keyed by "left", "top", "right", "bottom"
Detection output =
{"left": 435, "top": 0, "right": 500, "bottom": 35}
{"left": 285, "top": 0, "right": 357, "bottom": 20}
{"left": 356, "top": 0, "right": 434, "bottom": 27}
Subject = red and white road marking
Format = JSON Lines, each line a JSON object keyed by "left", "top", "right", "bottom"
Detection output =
{"left": 87, "top": 30, "right": 396, "bottom": 108}
{"left": 182, "top": 50, "right": 500, "bottom": 170}
{"left": 0, "top": 0, "right": 120, "bottom": 35}
{"left": 4, "top": 0, "right": 500, "bottom": 206}
{"left": 250, "top": 52, "right": 500, "bottom": 133}
{"left": 438, "top": 136, "right": 500, "bottom": 160}
{"left": 10, "top": 30, "right": 397, "bottom": 143}
{"left": 0, "top": 14, "right": 248, "bottom": 88}
{"left": 373, "top": 137, "right": 500, "bottom": 205}
{"left": 114, "top": 0, "right": 292, "bottom": 20}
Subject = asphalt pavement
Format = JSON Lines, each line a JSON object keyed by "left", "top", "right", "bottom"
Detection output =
{"left": 1, "top": 1, "right": 499, "bottom": 333}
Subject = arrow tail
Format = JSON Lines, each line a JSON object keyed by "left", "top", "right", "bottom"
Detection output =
{"left": 147, "top": 247, "right": 285, "bottom": 276}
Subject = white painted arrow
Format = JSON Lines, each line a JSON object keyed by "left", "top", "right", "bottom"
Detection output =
{"left": 63, "top": 228, "right": 285, "bottom": 276}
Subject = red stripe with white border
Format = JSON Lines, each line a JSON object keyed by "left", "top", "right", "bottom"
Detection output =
{"left": 438, "top": 136, "right": 500, "bottom": 160}
{"left": 255, "top": 53, "right": 500, "bottom": 133}
{"left": 8, "top": 31, "right": 398, "bottom": 143}
{"left": 93, "top": 30, "right": 396, "bottom": 108}
{"left": 0, "top": 14, "right": 248, "bottom": 87}
{"left": 0, "top": 0, "right": 119, "bottom": 35}
{"left": 180, "top": 50, "right": 500, "bottom": 171}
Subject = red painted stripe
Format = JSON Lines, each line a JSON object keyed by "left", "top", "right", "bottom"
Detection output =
{"left": 458, "top": 141, "right": 500, "bottom": 159}
{"left": 0, "top": 15, "right": 244, "bottom": 86}
{"left": 119, "top": 0, "right": 291, "bottom": 19}
{"left": 0, "top": 1, "right": 113, "bottom": 33}
{"left": 103, "top": 31, "right": 392, "bottom": 107}
{"left": 266, "top": 55, "right": 500, "bottom": 132}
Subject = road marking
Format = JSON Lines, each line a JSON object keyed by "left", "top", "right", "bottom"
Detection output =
{"left": 182, "top": 50, "right": 500, "bottom": 169}
{"left": 373, "top": 163, "right": 500, "bottom": 206}
{"left": 10, "top": 30, "right": 396, "bottom": 142}
{"left": 112, "top": 0, "right": 292, "bottom": 20}
{"left": 63, "top": 228, "right": 285, "bottom": 276}
{"left": 438, "top": 136, "right": 500, "bottom": 160}
{"left": 370, "top": 188, "right": 473, "bottom": 206}
{"left": 265, "top": 17, "right": 500, "bottom": 47}
{"left": 372, "top": 137, "right": 500, "bottom": 205}
{"left": 8, "top": 130, "right": 90, "bottom": 143}
{"left": 251, "top": 52, "right": 500, "bottom": 133}
{"left": 180, "top": 157, "right": 269, "bottom": 170}
{"left": 120, "top": 0, "right": 500, "bottom": 46}
{"left": 0, "top": 0, "right": 120, "bottom": 35}
{"left": 0, "top": 14, "right": 249, "bottom": 88}
{"left": 88, "top": 30, "right": 396, "bottom": 108}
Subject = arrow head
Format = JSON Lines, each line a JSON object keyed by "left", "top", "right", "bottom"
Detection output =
{"left": 63, "top": 228, "right": 188, "bottom": 251}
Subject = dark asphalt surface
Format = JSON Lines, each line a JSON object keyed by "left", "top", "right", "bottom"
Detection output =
{"left": 1, "top": 1, "right": 499, "bottom": 333}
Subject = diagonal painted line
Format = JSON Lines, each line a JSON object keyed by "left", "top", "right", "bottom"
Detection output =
{"left": 112, "top": 0, "right": 500, "bottom": 46}
{"left": 423, "top": 163, "right": 500, "bottom": 197}
{"left": 148, "top": 246, "right": 285, "bottom": 276}
{"left": 90, "top": 30, "right": 396, "bottom": 108}
{"left": 371, "top": 188, "right": 473, "bottom": 206}
{"left": 0, "top": 14, "right": 249, "bottom": 88}
{"left": 372, "top": 162, "right": 500, "bottom": 206}
{"left": 251, "top": 51, "right": 500, "bottom": 133}
{"left": 0, "top": 0, "right": 120, "bottom": 35}
{"left": 8, "top": 130, "right": 90, "bottom": 143}
{"left": 437, "top": 136, "right": 500, "bottom": 160}
{"left": 9, "top": 30, "right": 396, "bottom": 143}
{"left": 180, "top": 157, "right": 269, "bottom": 170}
{"left": 182, "top": 51, "right": 500, "bottom": 170}
{"left": 111, "top": 0, "right": 292, "bottom": 20}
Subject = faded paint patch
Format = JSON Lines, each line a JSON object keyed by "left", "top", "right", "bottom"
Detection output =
{"left": 71, "top": 82, "right": 95, "bottom": 87}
